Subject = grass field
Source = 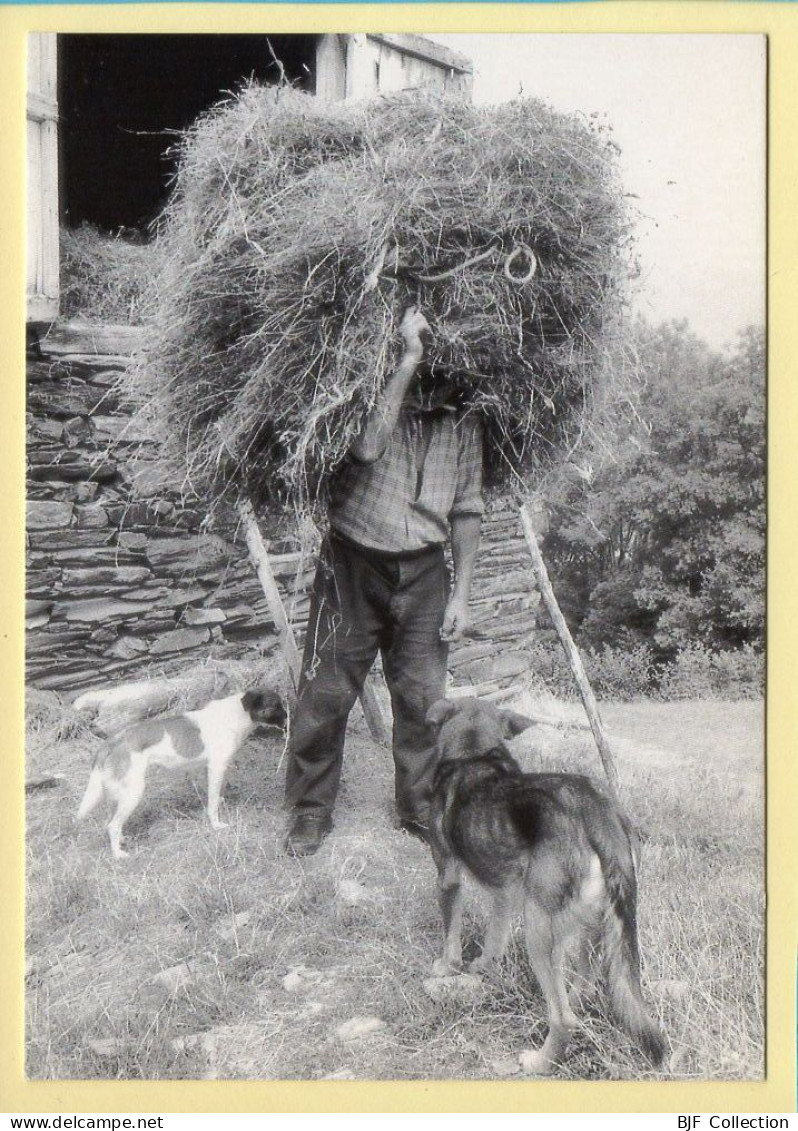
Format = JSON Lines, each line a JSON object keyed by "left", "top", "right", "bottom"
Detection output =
{"left": 25, "top": 686, "right": 764, "bottom": 1081}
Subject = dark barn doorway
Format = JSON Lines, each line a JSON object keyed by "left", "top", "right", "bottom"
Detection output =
{"left": 58, "top": 34, "right": 316, "bottom": 233}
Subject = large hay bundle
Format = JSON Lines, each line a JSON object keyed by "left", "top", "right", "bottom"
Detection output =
{"left": 129, "top": 84, "right": 633, "bottom": 513}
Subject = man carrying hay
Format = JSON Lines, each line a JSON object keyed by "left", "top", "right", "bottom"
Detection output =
{"left": 283, "top": 307, "right": 484, "bottom": 856}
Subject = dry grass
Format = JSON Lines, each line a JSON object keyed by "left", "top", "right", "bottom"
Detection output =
{"left": 125, "top": 85, "right": 635, "bottom": 514}
{"left": 25, "top": 678, "right": 763, "bottom": 1081}
{"left": 59, "top": 224, "right": 157, "bottom": 326}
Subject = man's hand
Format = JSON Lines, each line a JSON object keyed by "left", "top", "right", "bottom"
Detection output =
{"left": 399, "top": 306, "right": 430, "bottom": 357}
{"left": 440, "top": 592, "right": 470, "bottom": 643}
{"left": 350, "top": 306, "right": 428, "bottom": 463}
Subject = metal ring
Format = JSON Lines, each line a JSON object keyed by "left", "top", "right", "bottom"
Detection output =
{"left": 503, "top": 244, "right": 537, "bottom": 285}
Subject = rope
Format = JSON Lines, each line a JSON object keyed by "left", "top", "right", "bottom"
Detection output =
{"left": 414, "top": 244, "right": 500, "bottom": 283}
{"left": 415, "top": 242, "right": 538, "bottom": 285}
{"left": 365, "top": 240, "right": 539, "bottom": 289}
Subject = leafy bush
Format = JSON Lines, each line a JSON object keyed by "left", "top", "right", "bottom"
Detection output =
{"left": 583, "top": 643, "right": 654, "bottom": 700}
{"left": 657, "top": 643, "right": 764, "bottom": 701}
{"left": 524, "top": 638, "right": 762, "bottom": 701}
{"left": 525, "top": 639, "right": 652, "bottom": 701}
{"left": 524, "top": 639, "right": 578, "bottom": 698}
{"left": 542, "top": 321, "right": 765, "bottom": 661}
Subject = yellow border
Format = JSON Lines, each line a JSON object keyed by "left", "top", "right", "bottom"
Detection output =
{"left": 2, "top": 2, "right": 794, "bottom": 1114}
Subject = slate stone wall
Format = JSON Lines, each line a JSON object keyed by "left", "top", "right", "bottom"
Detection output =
{"left": 26, "top": 323, "right": 540, "bottom": 695}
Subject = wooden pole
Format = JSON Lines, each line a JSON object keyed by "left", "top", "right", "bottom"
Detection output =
{"left": 237, "top": 498, "right": 388, "bottom": 745}
{"left": 238, "top": 497, "right": 302, "bottom": 678}
{"left": 519, "top": 501, "right": 621, "bottom": 803}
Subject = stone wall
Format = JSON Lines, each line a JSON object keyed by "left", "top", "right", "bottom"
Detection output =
{"left": 26, "top": 323, "right": 540, "bottom": 695}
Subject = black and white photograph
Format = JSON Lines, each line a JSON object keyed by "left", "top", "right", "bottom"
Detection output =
{"left": 24, "top": 31, "right": 765, "bottom": 1084}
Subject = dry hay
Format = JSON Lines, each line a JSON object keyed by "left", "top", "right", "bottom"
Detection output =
{"left": 126, "top": 84, "right": 635, "bottom": 515}
{"left": 60, "top": 223, "right": 155, "bottom": 325}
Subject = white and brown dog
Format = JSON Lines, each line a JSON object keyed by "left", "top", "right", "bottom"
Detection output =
{"left": 77, "top": 689, "right": 286, "bottom": 858}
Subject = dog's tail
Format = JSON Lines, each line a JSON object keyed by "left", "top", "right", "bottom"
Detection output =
{"left": 76, "top": 765, "right": 104, "bottom": 820}
{"left": 599, "top": 853, "right": 666, "bottom": 1067}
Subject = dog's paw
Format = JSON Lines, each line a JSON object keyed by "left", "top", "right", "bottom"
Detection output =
{"left": 422, "top": 972, "right": 483, "bottom": 1005}
{"left": 431, "top": 958, "right": 461, "bottom": 977}
{"left": 518, "top": 1048, "right": 555, "bottom": 1077}
{"left": 210, "top": 819, "right": 229, "bottom": 831}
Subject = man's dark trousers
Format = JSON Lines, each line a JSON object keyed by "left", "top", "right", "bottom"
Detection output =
{"left": 284, "top": 533, "right": 449, "bottom": 822}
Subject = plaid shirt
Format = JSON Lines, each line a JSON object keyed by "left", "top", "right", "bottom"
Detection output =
{"left": 328, "top": 408, "right": 484, "bottom": 554}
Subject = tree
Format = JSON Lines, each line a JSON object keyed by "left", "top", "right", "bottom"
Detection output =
{"left": 542, "top": 321, "right": 765, "bottom": 660}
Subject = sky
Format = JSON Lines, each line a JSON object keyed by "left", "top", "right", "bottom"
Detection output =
{"left": 433, "top": 34, "right": 766, "bottom": 351}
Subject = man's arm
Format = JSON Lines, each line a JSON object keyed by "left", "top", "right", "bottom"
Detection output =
{"left": 350, "top": 307, "right": 429, "bottom": 464}
{"left": 441, "top": 513, "right": 482, "bottom": 643}
{"left": 441, "top": 414, "right": 485, "bottom": 644}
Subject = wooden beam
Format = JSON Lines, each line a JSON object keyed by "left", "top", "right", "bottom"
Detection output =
{"left": 238, "top": 497, "right": 301, "bottom": 679}
{"left": 519, "top": 502, "right": 621, "bottom": 802}
{"left": 315, "top": 34, "right": 347, "bottom": 102}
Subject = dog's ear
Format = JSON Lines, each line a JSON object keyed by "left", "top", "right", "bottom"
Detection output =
{"left": 243, "top": 689, "right": 286, "bottom": 725}
{"left": 425, "top": 698, "right": 458, "bottom": 732}
{"left": 242, "top": 689, "right": 263, "bottom": 715}
{"left": 499, "top": 709, "right": 536, "bottom": 739}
